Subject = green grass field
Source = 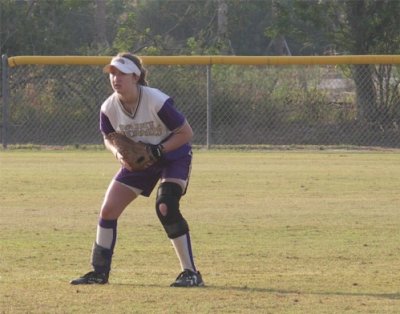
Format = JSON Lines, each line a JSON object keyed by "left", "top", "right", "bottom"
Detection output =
{"left": 1, "top": 149, "right": 399, "bottom": 313}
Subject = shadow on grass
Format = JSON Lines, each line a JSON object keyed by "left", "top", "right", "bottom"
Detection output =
{"left": 117, "top": 283, "right": 400, "bottom": 300}
{"left": 204, "top": 285, "right": 400, "bottom": 300}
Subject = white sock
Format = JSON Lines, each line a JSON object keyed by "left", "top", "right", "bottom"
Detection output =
{"left": 171, "top": 233, "right": 196, "bottom": 272}
{"left": 96, "top": 224, "right": 114, "bottom": 249}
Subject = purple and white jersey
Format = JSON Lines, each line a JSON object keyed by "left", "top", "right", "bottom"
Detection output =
{"left": 100, "top": 86, "right": 191, "bottom": 161}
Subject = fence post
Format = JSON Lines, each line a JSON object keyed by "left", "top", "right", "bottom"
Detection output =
{"left": 2, "top": 54, "right": 9, "bottom": 149}
{"left": 206, "top": 64, "right": 212, "bottom": 149}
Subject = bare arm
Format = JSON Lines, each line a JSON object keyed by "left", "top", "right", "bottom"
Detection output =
{"left": 161, "top": 120, "right": 193, "bottom": 153}
{"left": 104, "top": 136, "right": 117, "bottom": 156}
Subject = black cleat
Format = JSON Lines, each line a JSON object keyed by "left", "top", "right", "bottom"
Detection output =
{"left": 70, "top": 271, "right": 109, "bottom": 285}
{"left": 170, "top": 269, "right": 204, "bottom": 287}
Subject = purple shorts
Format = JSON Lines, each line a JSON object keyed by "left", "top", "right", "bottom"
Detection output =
{"left": 115, "top": 153, "right": 192, "bottom": 197}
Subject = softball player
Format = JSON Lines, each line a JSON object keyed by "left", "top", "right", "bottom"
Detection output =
{"left": 70, "top": 52, "right": 204, "bottom": 287}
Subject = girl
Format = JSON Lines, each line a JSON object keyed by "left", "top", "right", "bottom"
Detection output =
{"left": 70, "top": 53, "right": 203, "bottom": 287}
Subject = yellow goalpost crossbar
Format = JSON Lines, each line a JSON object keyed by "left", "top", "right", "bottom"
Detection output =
{"left": 7, "top": 55, "right": 400, "bottom": 67}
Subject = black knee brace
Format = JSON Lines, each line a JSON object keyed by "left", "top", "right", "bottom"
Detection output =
{"left": 156, "top": 182, "right": 189, "bottom": 239}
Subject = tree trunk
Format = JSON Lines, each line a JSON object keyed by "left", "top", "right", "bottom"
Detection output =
{"left": 217, "top": 0, "right": 232, "bottom": 54}
{"left": 94, "top": 0, "right": 108, "bottom": 47}
{"left": 352, "top": 65, "right": 377, "bottom": 122}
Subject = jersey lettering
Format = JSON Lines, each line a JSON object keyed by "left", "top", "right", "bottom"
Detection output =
{"left": 119, "top": 121, "right": 163, "bottom": 137}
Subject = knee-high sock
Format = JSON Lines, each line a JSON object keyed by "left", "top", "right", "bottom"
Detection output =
{"left": 92, "top": 218, "right": 117, "bottom": 273}
{"left": 96, "top": 218, "right": 117, "bottom": 250}
{"left": 171, "top": 232, "right": 196, "bottom": 272}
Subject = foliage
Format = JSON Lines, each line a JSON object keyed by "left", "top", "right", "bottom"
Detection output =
{"left": 1, "top": 0, "right": 95, "bottom": 55}
{"left": 7, "top": 65, "right": 109, "bottom": 144}
{"left": 2, "top": 0, "right": 400, "bottom": 57}
{"left": 269, "top": 0, "right": 400, "bottom": 123}
{"left": 2, "top": 0, "right": 400, "bottom": 140}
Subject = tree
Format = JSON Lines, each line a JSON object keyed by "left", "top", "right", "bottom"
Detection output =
{"left": 1, "top": 0, "right": 94, "bottom": 55}
{"left": 335, "top": 0, "right": 400, "bottom": 124}
{"left": 0, "top": 0, "right": 131, "bottom": 56}
{"left": 94, "top": 0, "right": 108, "bottom": 48}
{"left": 112, "top": 0, "right": 221, "bottom": 55}
{"left": 270, "top": 0, "right": 400, "bottom": 125}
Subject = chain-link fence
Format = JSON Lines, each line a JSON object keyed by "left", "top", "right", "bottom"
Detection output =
{"left": 1, "top": 55, "right": 400, "bottom": 148}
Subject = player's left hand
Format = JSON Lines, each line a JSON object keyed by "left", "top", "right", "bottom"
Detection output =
{"left": 147, "top": 144, "right": 164, "bottom": 161}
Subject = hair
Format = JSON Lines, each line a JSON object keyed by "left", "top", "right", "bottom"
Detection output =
{"left": 118, "top": 52, "right": 148, "bottom": 86}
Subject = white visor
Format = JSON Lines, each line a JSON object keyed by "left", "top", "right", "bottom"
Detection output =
{"left": 103, "top": 57, "right": 141, "bottom": 76}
